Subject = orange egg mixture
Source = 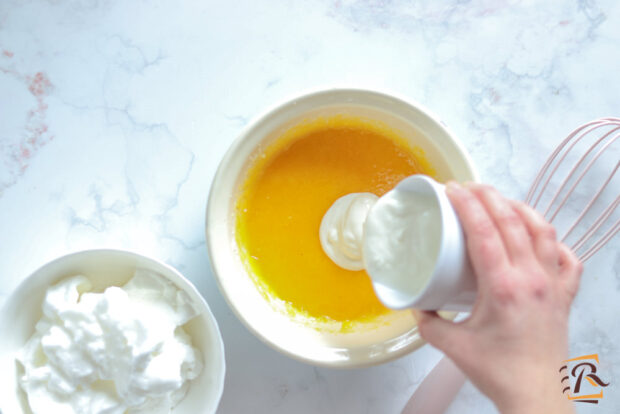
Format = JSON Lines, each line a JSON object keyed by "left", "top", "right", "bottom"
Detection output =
{"left": 236, "top": 116, "right": 435, "bottom": 324}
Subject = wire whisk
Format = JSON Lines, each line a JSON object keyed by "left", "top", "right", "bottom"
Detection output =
{"left": 525, "top": 117, "right": 620, "bottom": 262}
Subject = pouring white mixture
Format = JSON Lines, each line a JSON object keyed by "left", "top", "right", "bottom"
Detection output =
{"left": 320, "top": 177, "right": 442, "bottom": 302}
{"left": 319, "top": 192, "right": 379, "bottom": 271}
{"left": 17, "top": 269, "right": 203, "bottom": 414}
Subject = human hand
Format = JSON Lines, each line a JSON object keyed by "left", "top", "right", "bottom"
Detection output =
{"left": 414, "top": 182, "right": 583, "bottom": 414}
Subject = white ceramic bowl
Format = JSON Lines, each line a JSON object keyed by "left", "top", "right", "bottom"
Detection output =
{"left": 0, "top": 249, "right": 226, "bottom": 414}
{"left": 206, "top": 88, "right": 477, "bottom": 368}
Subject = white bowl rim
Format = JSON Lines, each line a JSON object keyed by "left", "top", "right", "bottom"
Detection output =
{"left": 206, "top": 87, "right": 478, "bottom": 368}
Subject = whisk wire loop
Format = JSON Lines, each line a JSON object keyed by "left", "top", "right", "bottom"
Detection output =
{"left": 526, "top": 117, "right": 620, "bottom": 262}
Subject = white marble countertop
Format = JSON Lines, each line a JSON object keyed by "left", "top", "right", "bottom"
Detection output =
{"left": 1, "top": 1, "right": 618, "bottom": 413}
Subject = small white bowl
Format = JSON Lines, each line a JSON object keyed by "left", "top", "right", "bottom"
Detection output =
{"left": 0, "top": 249, "right": 226, "bottom": 414}
{"left": 206, "top": 88, "right": 477, "bottom": 367}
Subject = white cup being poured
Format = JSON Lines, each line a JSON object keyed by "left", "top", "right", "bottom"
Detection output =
{"left": 319, "top": 174, "right": 477, "bottom": 311}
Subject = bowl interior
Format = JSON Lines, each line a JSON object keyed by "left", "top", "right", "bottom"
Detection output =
{"left": 0, "top": 249, "right": 225, "bottom": 414}
{"left": 207, "top": 89, "right": 476, "bottom": 367}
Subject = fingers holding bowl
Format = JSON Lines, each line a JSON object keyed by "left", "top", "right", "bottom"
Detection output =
{"left": 468, "top": 185, "right": 536, "bottom": 265}
{"left": 509, "top": 200, "right": 560, "bottom": 273}
{"left": 445, "top": 182, "right": 509, "bottom": 289}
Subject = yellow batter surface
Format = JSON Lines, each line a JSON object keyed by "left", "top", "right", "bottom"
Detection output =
{"left": 236, "top": 116, "right": 435, "bottom": 323}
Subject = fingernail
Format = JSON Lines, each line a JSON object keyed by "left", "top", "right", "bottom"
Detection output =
{"left": 463, "top": 181, "right": 477, "bottom": 187}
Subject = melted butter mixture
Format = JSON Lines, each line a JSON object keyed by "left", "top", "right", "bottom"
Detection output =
{"left": 236, "top": 116, "right": 435, "bottom": 323}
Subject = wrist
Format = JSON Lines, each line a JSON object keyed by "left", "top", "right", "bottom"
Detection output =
{"left": 495, "top": 368, "right": 575, "bottom": 414}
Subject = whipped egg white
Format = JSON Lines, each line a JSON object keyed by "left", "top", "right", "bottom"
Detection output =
{"left": 17, "top": 270, "right": 203, "bottom": 414}
{"left": 319, "top": 192, "right": 379, "bottom": 271}
{"left": 319, "top": 179, "right": 441, "bottom": 299}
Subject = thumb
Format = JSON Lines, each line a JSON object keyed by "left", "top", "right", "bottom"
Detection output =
{"left": 413, "top": 310, "right": 465, "bottom": 356}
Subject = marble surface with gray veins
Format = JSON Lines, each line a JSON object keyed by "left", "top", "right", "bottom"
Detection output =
{"left": 0, "top": 1, "right": 618, "bottom": 413}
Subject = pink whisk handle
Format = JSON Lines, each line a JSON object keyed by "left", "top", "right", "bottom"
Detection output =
{"left": 401, "top": 356, "right": 466, "bottom": 414}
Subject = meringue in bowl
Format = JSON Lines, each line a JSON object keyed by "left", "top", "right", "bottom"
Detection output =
{"left": 0, "top": 249, "right": 226, "bottom": 414}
